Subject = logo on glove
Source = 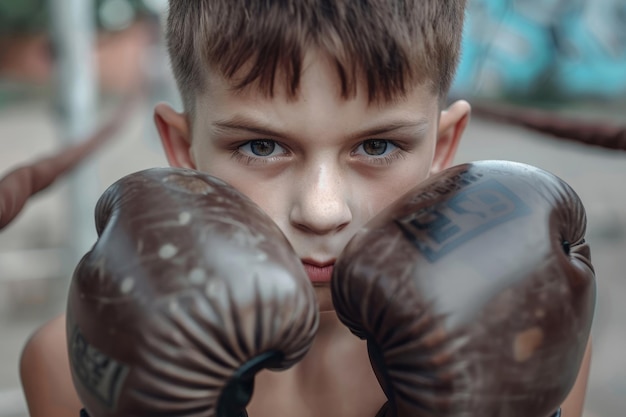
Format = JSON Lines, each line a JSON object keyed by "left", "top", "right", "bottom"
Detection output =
{"left": 396, "top": 179, "right": 531, "bottom": 262}
{"left": 69, "top": 327, "right": 128, "bottom": 408}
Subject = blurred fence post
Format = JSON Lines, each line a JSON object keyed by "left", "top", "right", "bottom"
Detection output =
{"left": 49, "top": 0, "right": 100, "bottom": 277}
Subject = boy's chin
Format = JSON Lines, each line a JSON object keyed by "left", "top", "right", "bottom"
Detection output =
{"left": 313, "top": 284, "right": 335, "bottom": 313}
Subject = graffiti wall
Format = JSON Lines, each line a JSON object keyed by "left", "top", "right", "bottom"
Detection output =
{"left": 452, "top": 0, "right": 626, "bottom": 100}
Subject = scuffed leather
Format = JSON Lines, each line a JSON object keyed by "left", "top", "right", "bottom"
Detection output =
{"left": 67, "top": 167, "right": 319, "bottom": 417}
{"left": 333, "top": 160, "right": 595, "bottom": 417}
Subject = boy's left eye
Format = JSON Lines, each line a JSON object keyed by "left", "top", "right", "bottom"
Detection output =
{"left": 354, "top": 139, "right": 397, "bottom": 157}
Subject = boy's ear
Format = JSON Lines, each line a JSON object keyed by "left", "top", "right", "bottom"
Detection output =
{"left": 431, "top": 100, "right": 471, "bottom": 174}
{"left": 154, "top": 103, "right": 196, "bottom": 169}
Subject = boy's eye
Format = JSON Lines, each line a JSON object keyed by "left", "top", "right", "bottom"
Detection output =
{"left": 250, "top": 140, "right": 275, "bottom": 156}
{"left": 239, "top": 140, "right": 285, "bottom": 157}
{"left": 355, "top": 139, "right": 397, "bottom": 157}
{"left": 362, "top": 139, "right": 388, "bottom": 155}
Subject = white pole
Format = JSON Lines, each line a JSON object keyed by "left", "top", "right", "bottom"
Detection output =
{"left": 49, "top": 0, "right": 100, "bottom": 276}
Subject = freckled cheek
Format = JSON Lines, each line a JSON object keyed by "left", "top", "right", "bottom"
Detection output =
{"left": 355, "top": 188, "right": 399, "bottom": 223}
{"left": 218, "top": 176, "right": 287, "bottom": 227}
{"left": 241, "top": 188, "right": 284, "bottom": 222}
{"left": 356, "top": 165, "right": 431, "bottom": 223}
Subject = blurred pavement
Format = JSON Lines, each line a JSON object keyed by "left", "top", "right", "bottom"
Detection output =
{"left": 0, "top": 97, "right": 624, "bottom": 417}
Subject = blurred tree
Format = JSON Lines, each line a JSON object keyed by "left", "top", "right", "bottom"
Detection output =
{"left": 0, "top": 0, "right": 166, "bottom": 107}
{"left": 0, "top": 0, "right": 48, "bottom": 35}
{"left": 0, "top": 0, "right": 160, "bottom": 35}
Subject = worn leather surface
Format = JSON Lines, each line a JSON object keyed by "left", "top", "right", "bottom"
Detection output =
{"left": 333, "top": 160, "right": 595, "bottom": 417}
{"left": 66, "top": 167, "right": 319, "bottom": 417}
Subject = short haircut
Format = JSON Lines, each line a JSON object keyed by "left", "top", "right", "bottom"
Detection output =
{"left": 166, "top": 0, "right": 467, "bottom": 111}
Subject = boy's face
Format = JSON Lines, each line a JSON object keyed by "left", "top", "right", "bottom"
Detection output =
{"left": 155, "top": 52, "right": 470, "bottom": 311}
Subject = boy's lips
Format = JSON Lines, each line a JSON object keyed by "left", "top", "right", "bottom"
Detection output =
{"left": 302, "top": 260, "right": 335, "bottom": 284}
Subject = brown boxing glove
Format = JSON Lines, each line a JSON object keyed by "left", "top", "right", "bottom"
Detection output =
{"left": 66, "top": 167, "right": 319, "bottom": 417}
{"left": 332, "top": 160, "right": 595, "bottom": 417}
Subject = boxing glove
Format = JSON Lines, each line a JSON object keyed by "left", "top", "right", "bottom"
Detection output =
{"left": 332, "top": 160, "right": 595, "bottom": 417}
{"left": 66, "top": 167, "right": 319, "bottom": 417}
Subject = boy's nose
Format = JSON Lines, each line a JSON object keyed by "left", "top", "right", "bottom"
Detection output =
{"left": 289, "top": 166, "right": 352, "bottom": 236}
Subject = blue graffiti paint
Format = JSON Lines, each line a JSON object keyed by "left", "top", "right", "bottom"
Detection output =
{"left": 452, "top": 0, "right": 626, "bottom": 99}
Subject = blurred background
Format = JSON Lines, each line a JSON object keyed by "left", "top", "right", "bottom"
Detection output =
{"left": 0, "top": 0, "right": 624, "bottom": 416}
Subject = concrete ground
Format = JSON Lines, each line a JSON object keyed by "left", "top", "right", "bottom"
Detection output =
{"left": 0, "top": 96, "right": 624, "bottom": 417}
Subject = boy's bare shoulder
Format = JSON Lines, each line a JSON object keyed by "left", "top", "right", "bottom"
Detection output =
{"left": 21, "top": 314, "right": 82, "bottom": 417}
{"left": 20, "top": 314, "right": 68, "bottom": 388}
{"left": 22, "top": 314, "right": 67, "bottom": 358}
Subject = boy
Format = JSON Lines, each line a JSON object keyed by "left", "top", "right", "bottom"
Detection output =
{"left": 20, "top": 1, "right": 592, "bottom": 416}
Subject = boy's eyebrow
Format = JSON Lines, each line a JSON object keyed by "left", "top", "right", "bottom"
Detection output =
{"left": 212, "top": 115, "right": 431, "bottom": 139}
{"left": 348, "top": 118, "right": 431, "bottom": 140}
{"left": 212, "top": 116, "right": 285, "bottom": 138}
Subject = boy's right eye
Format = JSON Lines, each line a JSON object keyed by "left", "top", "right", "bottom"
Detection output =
{"left": 239, "top": 140, "right": 287, "bottom": 157}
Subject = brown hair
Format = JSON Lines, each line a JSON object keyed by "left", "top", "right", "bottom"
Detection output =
{"left": 166, "top": 0, "right": 466, "bottom": 111}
